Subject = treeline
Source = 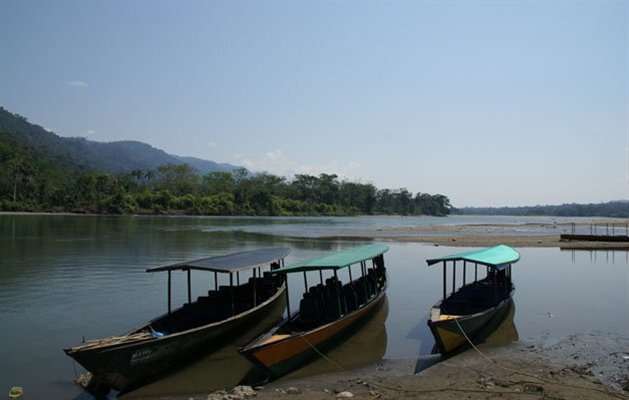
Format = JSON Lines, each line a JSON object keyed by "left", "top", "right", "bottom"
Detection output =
{"left": 0, "top": 133, "right": 451, "bottom": 216}
{"left": 457, "top": 201, "right": 629, "bottom": 218}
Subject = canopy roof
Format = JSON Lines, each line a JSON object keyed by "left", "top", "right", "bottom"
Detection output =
{"left": 426, "top": 245, "right": 520, "bottom": 271}
{"left": 276, "top": 244, "right": 389, "bottom": 274}
{"left": 147, "top": 247, "right": 291, "bottom": 274}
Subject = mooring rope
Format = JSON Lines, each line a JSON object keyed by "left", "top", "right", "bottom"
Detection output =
{"left": 452, "top": 317, "right": 629, "bottom": 400}
{"left": 295, "top": 320, "right": 629, "bottom": 399}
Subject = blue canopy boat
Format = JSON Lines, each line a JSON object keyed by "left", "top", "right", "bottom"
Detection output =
{"left": 64, "top": 247, "right": 289, "bottom": 392}
{"left": 426, "top": 245, "right": 520, "bottom": 354}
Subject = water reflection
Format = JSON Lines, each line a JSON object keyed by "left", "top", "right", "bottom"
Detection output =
{"left": 1, "top": 216, "right": 628, "bottom": 400}
{"left": 283, "top": 296, "right": 389, "bottom": 379}
{"left": 121, "top": 297, "right": 286, "bottom": 399}
{"left": 561, "top": 249, "right": 629, "bottom": 265}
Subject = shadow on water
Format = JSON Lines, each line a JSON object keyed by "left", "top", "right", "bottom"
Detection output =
{"left": 412, "top": 301, "right": 519, "bottom": 374}
{"left": 119, "top": 297, "right": 287, "bottom": 399}
{"left": 280, "top": 296, "right": 390, "bottom": 380}
{"left": 119, "top": 296, "right": 389, "bottom": 398}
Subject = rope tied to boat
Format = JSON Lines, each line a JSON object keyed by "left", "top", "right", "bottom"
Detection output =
{"left": 295, "top": 321, "right": 629, "bottom": 399}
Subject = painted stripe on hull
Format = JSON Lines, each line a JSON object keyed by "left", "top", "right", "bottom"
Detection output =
{"left": 244, "top": 291, "right": 386, "bottom": 377}
{"left": 429, "top": 298, "right": 511, "bottom": 354}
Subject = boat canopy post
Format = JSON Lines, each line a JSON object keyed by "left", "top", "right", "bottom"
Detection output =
{"left": 187, "top": 269, "right": 192, "bottom": 304}
{"left": 348, "top": 265, "right": 353, "bottom": 283}
{"left": 168, "top": 270, "right": 172, "bottom": 314}
{"left": 474, "top": 263, "right": 478, "bottom": 284}
{"left": 442, "top": 261, "right": 446, "bottom": 302}
{"left": 334, "top": 269, "right": 341, "bottom": 314}
{"left": 285, "top": 274, "right": 291, "bottom": 319}
{"left": 319, "top": 270, "right": 323, "bottom": 284}
{"left": 230, "top": 273, "right": 235, "bottom": 316}
{"left": 253, "top": 268, "right": 257, "bottom": 307}
{"left": 214, "top": 271, "right": 218, "bottom": 291}
{"left": 451, "top": 261, "right": 456, "bottom": 294}
{"left": 463, "top": 260, "right": 466, "bottom": 286}
{"left": 493, "top": 269, "right": 498, "bottom": 305}
{"left": 361, "top": 261, "right": 368, "bottom": 301}
{"left": 237, "top": 271, "right": 240, "bottom": 286}
{"left": 303, "top": 271, "right": 308, "bottom": 292}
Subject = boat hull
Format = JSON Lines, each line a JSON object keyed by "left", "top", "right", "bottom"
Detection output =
{"left": 428, "top": 296, "right": 512, "bottom": 355}
{"left": 240, "top": 290, "right": 386, "bottom": 378}
{"left": 65, "top": 285, "right": 286, "bottom": 391}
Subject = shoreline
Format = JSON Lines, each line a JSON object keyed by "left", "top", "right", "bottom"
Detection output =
{"left": 244, "top": 333, "right": 629, "bottom": 400}
{"left": 3, "top": 212, "right": 629, "bottom": 249}
{"left": 141, "top": 333, "right": 629, "bottom": 400}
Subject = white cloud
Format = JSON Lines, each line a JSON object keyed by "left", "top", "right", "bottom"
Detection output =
{"left": 208, "top": 141, "right": 216, "bottom": 148}
{"left": 86, "top": 129, "right": 95, "bottom": 136}
{"left": 68, "top": 80, "right": 89, "bottom": 88}
{"left": 44, "top": 127, "right": 55, "bottom": 133}
{"left": 237, "top": 149, "right": 361, "bottom": 180}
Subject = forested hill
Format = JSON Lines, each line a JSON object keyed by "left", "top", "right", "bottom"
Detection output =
{"left": 0, "top": 107, "right": 452, "bottom": 216}
{"left": 0, "top": 107, "right": 239, "bottom": 174}
{"left": 456, "top": 201, "right": 629, "bottom": 218}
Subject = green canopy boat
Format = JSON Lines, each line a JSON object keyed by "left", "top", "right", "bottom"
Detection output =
{"left": 426, "top": 245, "right": 520, "bottom": 354}
{"left": 239, "top": 244, "right": 389, "bottom": 378}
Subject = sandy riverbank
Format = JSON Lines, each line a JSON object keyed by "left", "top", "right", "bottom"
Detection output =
{"left": 199, "top": 332, "right": 629, "bottom": 400}
{"left": 373, "top": 233, "right": 629, "bottom": 249}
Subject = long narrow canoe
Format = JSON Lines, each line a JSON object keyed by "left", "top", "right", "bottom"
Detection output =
{"left": 240, "top": 244, "right": 389, "bottom": 378}
{"left": 64, "top": 247, "right": 290, "bottom": 392}
{"left": 426, "top": 245, "right": 519, "bottom": 354}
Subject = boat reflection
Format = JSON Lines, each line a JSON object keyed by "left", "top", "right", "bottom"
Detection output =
{"left": 122, "top": 296, "right": 388, "bottom": 398}
{"left": 120, "top": 296, "right": 286, "bottom": 399}
{"left": 481, "top": 300, "right": 519, "bottom": 346}
{"left": 281, "top": 296, "right": 389, "bottom": 379}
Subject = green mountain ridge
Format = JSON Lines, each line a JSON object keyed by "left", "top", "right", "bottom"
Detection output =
{"left": 0, "top": 107, "right": 239, "bottom": 174}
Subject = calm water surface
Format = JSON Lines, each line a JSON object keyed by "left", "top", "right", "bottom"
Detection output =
{"left": 0, "top": 215, "right": 627, "bottom": 399}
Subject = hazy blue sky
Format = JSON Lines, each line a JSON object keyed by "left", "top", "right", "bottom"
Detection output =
{"left": 1, "top": 1, "right": 627, "bottom": 207}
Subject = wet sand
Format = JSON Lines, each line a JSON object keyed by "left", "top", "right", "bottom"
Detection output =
{"left": 247, "top": 334, "right": 629, "bottom": 400}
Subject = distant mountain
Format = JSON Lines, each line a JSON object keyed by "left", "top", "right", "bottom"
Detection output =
{"left": 455, "top": 200, "right": 629, "bottom": 218}
{"left": 0, "top": 107, "right": 241, "bottom": 175}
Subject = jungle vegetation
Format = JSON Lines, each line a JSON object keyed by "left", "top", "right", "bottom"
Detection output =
{"left": 0, "top": 130, "right": 451, "bottom": 216}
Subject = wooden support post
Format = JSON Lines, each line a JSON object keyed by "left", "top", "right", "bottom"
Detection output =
{"left": 362, "top": 261, "right": 369, "bottom": 301}
{"left": 236, "top": 271, "right": 240, "bottom": 286}
{"left": 463, "top": 260, "right": 466, "bottom": 286}
{"left": 451, "top": 261, "right": 456, "bottom": 294}
{"left": 303, "top": 271, "right": 308, "bottom": 292}
{"left": 319, "top": 270, "right": 324, "bottom": 285}
{"left": 187, "top": 269, "right": 191, "bottom": 304}
{"left": 442, "top": 261, "right": 446, "bottom": 301}
{"left": 493, "top": 270, "right": 498, "bottom": 305}
{"left": 474, "top": 263, "right": 478, "bottom": 285}
{"left": 285, "top": 276, "right": 291, "bottom": 319}
{"left": 214, "top": 271, "right": 218, "bottom": 291}
{"left": 168, "top": 270, "right": 172, "bottom": 314}
{"left": 348, "top": 265, "right": 353, "bottom": 283}
{"left": 230, "top": 273, "right": 235, "bottom": 316}
{"left": 253, "top": 268, "right": 257, "bottom": 307}
{"left": 334, "top": 269, "right": 342, "bottom": 315}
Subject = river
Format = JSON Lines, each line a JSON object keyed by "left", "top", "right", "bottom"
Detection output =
{"left": 0, "top": 214, "right": 627, "bottom": 399}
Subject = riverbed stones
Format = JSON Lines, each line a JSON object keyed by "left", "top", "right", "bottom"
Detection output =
{"left": 336, "top": 391, "right": 354, "bottom": 398}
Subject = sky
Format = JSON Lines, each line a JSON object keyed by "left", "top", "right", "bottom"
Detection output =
{"left": 0, "top": 1, "right": 627, "bottom": 207}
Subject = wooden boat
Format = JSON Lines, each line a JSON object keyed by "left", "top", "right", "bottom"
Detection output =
{"left": 426, "top": 245, "right": 519, "bottom": 355}
{"left": 64, "top": 247, "right": 290, "bottom": 392}
{"left": 239, "top": 244, "right": 389, "bottom": 378}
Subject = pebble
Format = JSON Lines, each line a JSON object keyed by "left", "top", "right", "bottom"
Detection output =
{"left": 286, "top": 387, "right": 301, "bottom": 394}
{"left": 369, "top": 390, "right": 381, "bottom": 398}
{"left": 232, "top": 386, "right": 256, "bottom": 397}
{"left": 336, "top": 391, "right": 354, "bottom": 398}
